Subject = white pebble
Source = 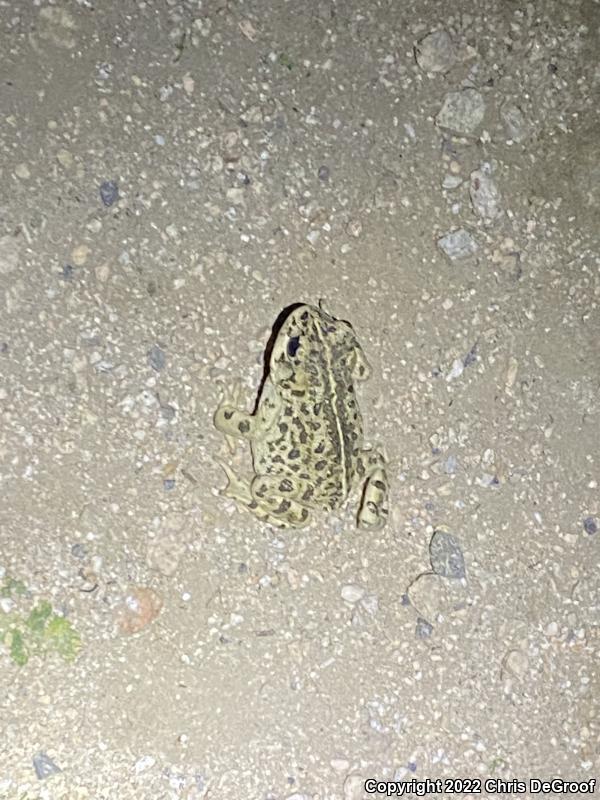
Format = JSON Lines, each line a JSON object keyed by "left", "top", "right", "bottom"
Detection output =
{"left": 341, "top": 584, "right": 365, "bottom": 603}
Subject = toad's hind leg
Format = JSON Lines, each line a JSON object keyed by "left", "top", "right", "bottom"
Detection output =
{"left": 356, "top": 449, "right": 389, "bottom": 530}
{"left": 215, "top": 459, "right": 305, "bottom": 528}
{"left": 250, "top": 474, "right": 313, "bottom": 528}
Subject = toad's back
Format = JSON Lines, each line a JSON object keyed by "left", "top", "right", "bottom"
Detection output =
{"left": 251, "top": 304, "right": 368, "bottom": 510}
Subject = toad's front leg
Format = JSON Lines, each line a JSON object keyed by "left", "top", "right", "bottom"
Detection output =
{"left": 214, "top": 379, "right": 281, "bottom": 452}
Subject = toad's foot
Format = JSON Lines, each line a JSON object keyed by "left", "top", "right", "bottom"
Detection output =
{"left": 356, "top": 449, "right": 389, "bottom": 531}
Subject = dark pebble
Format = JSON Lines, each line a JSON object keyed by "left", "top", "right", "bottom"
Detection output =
{"left": 430, "top": 530, "right": 466, "bottom": 579}
{"left": 415, "top": 618, "right": 433, "bottom": 638}
{"left": 148, "top": 344, "right": 166, "bottom": 371}
{"left": 463, "top": 343, "right": 478, "bottom": 367}
{"left": 160, "top": 404, "right": 176, "bottom": 421}
{"left": 163, "top": 478, "right": 176, "bottom": 491}
{"left": 318, "top": 165, "right": 330, "bottom": 181}
{"left": 583, "top": 516, "right": 598, "bottom": 535}
{"left": 70, "top": 543, "right": 87, "bottom": 559}
{"left": 33, "top": 752, "right": 61, "bottom": 780}
{"left": 99, "top": 180, "right": 119, "bottom": 207}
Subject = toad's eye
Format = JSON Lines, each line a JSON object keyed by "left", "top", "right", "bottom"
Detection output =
{"left": 287, "top": 336, "right": 301, "bottom": 358}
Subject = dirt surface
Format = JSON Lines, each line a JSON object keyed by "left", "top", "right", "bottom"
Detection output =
{"left": 1, "top": 1, "right": 599, "bottom": 798}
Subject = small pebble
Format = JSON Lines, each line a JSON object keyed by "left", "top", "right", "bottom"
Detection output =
{"left": 160, "top": 404, "right": 176, "bottom": 421}
{"left": 360, "top": 593, "right": 379, "bottom": 616}
{"left": 99, "top": 180, "right": 119, "bottom": 207}
{"left": 56, "top": 148, "right": 73, "bottom": 168}
{"left": 331, "top": 758, "right": 350, "bottom": 773}
{"left": 346, "top": 219, "right": 362, "bottom": 238}
{"left": 505, "top": 357, "right": 519, "bottom": 388}
{"left": 70, "top": 542, "right": 87, "bottom": 559}
{"left": 436, "top": 88, "right": 485, "bottom": 135}
{"left": 341, "top": 584, "right": 365, "bottom": 604}
{"left": 118, "top": 587, "right": 163, "bottom": 634}
{"left": 501, "top": 104, "right": 527, "bottom": 142}
{"left": 87, "top": 218, "right": 103, "bottom": 234}
{"left": 583, "top": 517, "right": 597, "bottom": 535}
{"left": 470, "top": 163, "right": 503, "bottom": 221}
{"left": 415, "top": 29, "right": 456, "bottom": 73}
{"left": 430, "top": 530, "right": 466, "bottom": 579}
{"left": 442, "top": 174, "right": 463, "bottom": 190}
{"left": 415, "top": 618, "right": 433, "bottom": 638}
{"left": 95, "top": 262, "right": 110, "bottom": 282}
{"left": 463, "top": 343, "right": 478, "bottom": 367}
{"left": 444, "top": 454, "right": 458, "bottom": 474}
{"left": 318, "top": 165, "right": 330, "bottom": 181}
{"left": 33, "top": 752, "right": 61, "bottom": 780}
{"left": 15, "top": 163, "right": 31, "bottom": 180}
{"left": 344, "top": 774, "right": 366, "bottom": 800}
{"left": 71, "top": 244, "right": 90, "bottom": 266}
{"left": 438, "top": 228, "right": 478, "bottom": 260}
{"left": 0, "top": 597, "right": 14, "bottom": 613}
{"left": 148, "top": 344, "right": 166, "bottom": 371}
{"left": 134, "top": 755, "right": 156, "bottom": 773}
{"left": 446, "top": 358, "right": 464, "bottom": 382}
{"left": 503, "top": 648, "right": 529, "bottom": 680}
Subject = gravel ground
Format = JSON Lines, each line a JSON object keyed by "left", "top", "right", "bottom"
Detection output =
{"left": 1, "top": 1, "right": 599, "bottom": 798}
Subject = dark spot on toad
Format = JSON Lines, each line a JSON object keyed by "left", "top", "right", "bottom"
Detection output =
{"left": 287, "top": 336, "right": 300, "bottom": 358}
